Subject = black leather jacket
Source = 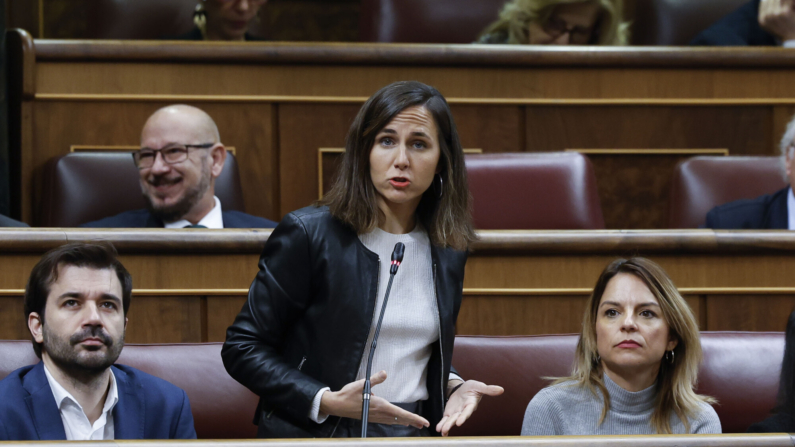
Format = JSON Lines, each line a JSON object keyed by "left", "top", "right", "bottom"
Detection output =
{"left": 221, "top": 206, "right": 468, "bottom": 438}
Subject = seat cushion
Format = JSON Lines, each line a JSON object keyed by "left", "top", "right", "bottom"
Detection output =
{"left": 466, "top": 152, "right": 605, "bottom": 229}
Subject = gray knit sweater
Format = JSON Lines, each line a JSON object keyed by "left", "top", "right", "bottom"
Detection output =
{"left": 521, "top": 374, "right": 722, "bottom": 435}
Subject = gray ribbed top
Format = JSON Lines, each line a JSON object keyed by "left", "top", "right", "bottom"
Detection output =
{"left": 521, "top": 373, "right": 722, "bottom": 435}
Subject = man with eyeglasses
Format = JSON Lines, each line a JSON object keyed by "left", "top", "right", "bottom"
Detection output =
{"left": 704, "top": 114, "right": 795, "bottom": 229}
{"left": 83, "top": 105, "right": 276, "bottom": 228}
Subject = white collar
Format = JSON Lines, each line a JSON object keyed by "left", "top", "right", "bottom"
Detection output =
{"left": 43, "top": 363, "right": 119, "bottom": 418}
{"left": 164, "top": 195, "right": 224, "bottom": 229}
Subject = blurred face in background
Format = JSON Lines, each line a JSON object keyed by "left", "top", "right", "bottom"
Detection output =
{"left": 528, "top": 1, "right": 602, "bottom": 44}
{"left": 204, "top": 0, "right": 268, "bottom": 41}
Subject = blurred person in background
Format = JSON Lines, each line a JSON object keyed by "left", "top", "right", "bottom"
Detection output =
{"left": 173, "top": 0, "right": 267, "bottom": 41}
{"left": 691, "top": 0, "right": 795, "bottom": 46}
{"left": 477, "top": 0, "right": 629, "bottom": 45}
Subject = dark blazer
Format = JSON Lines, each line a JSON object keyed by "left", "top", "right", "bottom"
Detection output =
{"left": 222, "top": 206, "right": 467, "bottom": 438}
{"left": 690, "top": 0, "right": 777, "bottom": 46}
{"left": 0, "top": 214, "right": 28, "bottom": 227}
{"left": 81, "top": 209, "right": 277, "bottom": 228}
{"left": 704, "top": 187, "right": 789, "bottom": 229}
{"left": 747, "top": 412, "right": 795, "bottom": 432}
{"left": 0, "top": 362, "right": 196, "bottom": 440}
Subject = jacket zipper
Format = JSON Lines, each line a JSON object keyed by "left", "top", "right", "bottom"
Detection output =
{"left": 267, "top": 355, "right": 309, "bottom": 420}
{"left": 432, "top": 263, "right": 445, "bottom": 409}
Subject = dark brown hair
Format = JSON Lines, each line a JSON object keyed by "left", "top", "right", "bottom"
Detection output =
{"left": 24, "top": 242, "right": 133, "bottom": 358}
{"left": 320, "top": 81, "right": 476, "bottom": 250}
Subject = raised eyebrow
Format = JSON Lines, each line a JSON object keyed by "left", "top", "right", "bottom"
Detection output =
{"left": 58, "top": 292, "right": 82, "bottom": 300}
{"left": 411, "top": 131, "right": 431, "bottom": 139}
{"left": 638, "top": 302, "right": 661, "bottom": 309}
{"left": 378, "top": 129, "right": 398, "bottom": 135}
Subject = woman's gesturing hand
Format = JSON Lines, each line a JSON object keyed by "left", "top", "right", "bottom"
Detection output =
{"left": 319, "top": 370, "right": 430, "bottom": 429}
{"left": 436, "top": 380, "right": 504, "bottom": 436}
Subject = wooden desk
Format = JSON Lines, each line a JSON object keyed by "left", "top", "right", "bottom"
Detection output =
{"left": 9, "top": 30, "right": 795, "bottom": 228}
{"left": 0, "top": 434, "right": 792, "bottom": 446}
{"left": 2, "top": 229, "right": 795, "bottom": 343}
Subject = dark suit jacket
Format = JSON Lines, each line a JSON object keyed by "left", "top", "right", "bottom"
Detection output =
{"left": 690, "top": 0, "right": 777, "bottom": 46}
{"left": 0, "top": 362, "right": 196, "bottom": 440}
{"left": 704, "top": 187, "right": 789, "bottom": 229}
{"left": 81, "top": 209, "right": 277, "bottom": 228}
{"left": 0, "top": 214, "right": 28, "bottom": 227}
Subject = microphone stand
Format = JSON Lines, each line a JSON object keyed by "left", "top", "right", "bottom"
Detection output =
{"left": 361, "top": 242, "right": 405, "bottom": 438}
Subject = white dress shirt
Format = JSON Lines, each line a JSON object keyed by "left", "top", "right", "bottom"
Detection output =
{"left": 787, "top": 187, "right": 795, "bottom": 230}
{"left": 43, "top": 364, "right": 119, "bottom": 441}
{"left": 164, "top": 196, "right": 224, "bottom": 229}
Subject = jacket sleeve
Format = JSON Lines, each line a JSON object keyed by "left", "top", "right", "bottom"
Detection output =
{"left": 173, "top": 390, "right": 197, "bottom": 439}
{"left": 221, "top": 212, "right": 327, "bottom": 423}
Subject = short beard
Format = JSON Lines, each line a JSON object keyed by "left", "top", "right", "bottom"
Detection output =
{"left": 43, "top": 324, "right": 124, "bottom": 383}
{"left": 144, "top": 158, "right": 212, "bottom": 223}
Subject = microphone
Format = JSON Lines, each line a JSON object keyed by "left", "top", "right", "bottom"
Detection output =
{"left": 361, "top": 242, "right": 405, "bottom": 438}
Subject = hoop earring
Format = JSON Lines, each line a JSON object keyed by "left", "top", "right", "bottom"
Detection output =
{"left": 435, "top": 174, "right": 443, "bottom": 199}
{"left": 665, "top": 350, "right": 675, "bottom": 364}
{"left": 594, "top": 353, "right": 601, "bottom": 364}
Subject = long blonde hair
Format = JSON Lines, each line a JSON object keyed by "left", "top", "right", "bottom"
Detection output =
{"left": 555, "top": 257, "right": 715, "bottom": 434}
{"left": 479, "top": 0, "right": 629, "bottom": 45}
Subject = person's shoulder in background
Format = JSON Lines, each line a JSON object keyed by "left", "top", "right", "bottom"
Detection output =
{"left": 0, "top": 214, "right": 28, "bottom": 227}
{"left": 690, "top": 0, "right": 777, "bottom": 45}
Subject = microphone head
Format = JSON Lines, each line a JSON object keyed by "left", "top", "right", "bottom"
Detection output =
{"left": 392, "top": 242, "right": 405, "bottom": 263}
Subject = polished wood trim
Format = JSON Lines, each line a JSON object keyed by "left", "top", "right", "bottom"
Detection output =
{"left": 10, "top": 29, "right": 35, "bottom": 98}
{"left": 30, "top": 40, "right": 795, "bottom": 68}
{"left": 3, "top": 287, "right": 795, "bottom": 298}
{"left": 70, "top": 145, "right": 238, "bottom": 155}
{"left": 3, "top": 229, "right": 795, "bottom": 254}
{"left": 33, "top": 94, "right": 795, "bottom": 106}
{"left": 566, "top": 148, "right": 729, "bottom": 155}
{"left": 0, "top": 433, "right": 785, "bottom": 446}
{"left": 37, "top": 0, "right": 44, "bottom": 39}
{"left": 34, "top": 94, "right": 370, "bottom": 103}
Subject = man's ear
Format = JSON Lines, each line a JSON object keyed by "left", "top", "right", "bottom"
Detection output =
{"left": 124, "top": 317, "right": 128, "bottom": 330}
{"left": 209, "top": 144, "right": 227, "bottom": 179}
{"left": 29, "top": 312, "right": 44, "bottom": 344}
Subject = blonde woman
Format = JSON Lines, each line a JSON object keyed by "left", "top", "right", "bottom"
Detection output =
{"left": 477, "top": 0, "right": 629, "bottom": 45}
{"left": 522, "top": 258, "right": 720, "bottom": 435}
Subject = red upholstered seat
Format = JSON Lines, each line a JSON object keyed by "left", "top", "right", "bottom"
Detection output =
{"left": 359, "top": 0, "right": 505, "bottom": 43}
{"left": 632, "top": 0, "right": 750, "bottom": 45}
{"left": 667, "top": 156, "right": 787, "bottom": 228}
{"left": 39, "top": 151, "right": 246, "bottom": 227}
{"left": 0, "top": 341, "right": 258, "bottom": 439}
{"left": 0, "top": 333, "right": 782, "bottom": 437}
{"left": 451, "top": 332, "right": 783, "bottom": 436}
{"left": 466, "top": 152, "right": 604, "bottom": 229}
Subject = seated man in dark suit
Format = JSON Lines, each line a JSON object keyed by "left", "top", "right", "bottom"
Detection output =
{"left": 691, "top": 0, "right": 795, "bottom": 46}
{"left": 83, "top": 105, "right": 276, "bottom": 228}
{"left": 0, "top": 243, "right": 196, "bottom": 441}
{"left": 704, "top": 116, "right": 795, "bottom": 229}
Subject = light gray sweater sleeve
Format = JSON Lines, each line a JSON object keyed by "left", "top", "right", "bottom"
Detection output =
{"left": 521, "top": 388, "right": 564, "bottom": 436}
{"left": 690, "top": 402, "right": 722, "bottom": 434}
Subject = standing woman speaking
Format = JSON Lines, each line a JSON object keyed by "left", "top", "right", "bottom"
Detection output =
{"left": 222, "top": 81, "right": 503, "bottom": 438}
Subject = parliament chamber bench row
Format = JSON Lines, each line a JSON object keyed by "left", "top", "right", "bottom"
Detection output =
{"left": 10, "top": 32, "right": 795, "bottom": 230}
{"left": 34, "top": 150, "right": 784, "bottom": 230}
{"left": 1, "top": 229, "right": 795, "bottom": 342}
{"left": 0, "top": 332, "right": 783, "bottom": 438}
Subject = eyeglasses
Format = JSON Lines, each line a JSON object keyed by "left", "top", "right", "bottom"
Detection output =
{"left": 132, "top": 143, "right": 214, "bottom": 169}
{"left": 542, "top": 16, "right": 595, "bottom": 44}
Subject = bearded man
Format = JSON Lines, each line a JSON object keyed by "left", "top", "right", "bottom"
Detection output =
{"left": 83, "top": 105, "right": 276, "bottom": 228}
{"left": 0, "top": 243, "right": 196, "bottom": 440}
